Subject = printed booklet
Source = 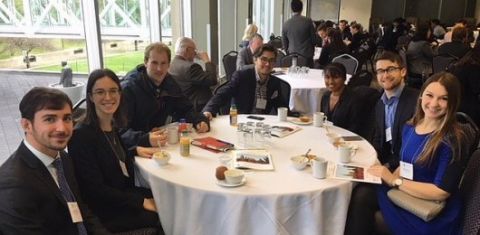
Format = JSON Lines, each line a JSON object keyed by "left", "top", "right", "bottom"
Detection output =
{"left": 232, "top": 149, "right": 274, "bottom": 171}
{"left": 331, "top": 163, "right": 381, "bottom": 184}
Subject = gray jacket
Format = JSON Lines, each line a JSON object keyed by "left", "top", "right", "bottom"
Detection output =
{"left": 282, "top": 13, "right": 316, "bottom": 59}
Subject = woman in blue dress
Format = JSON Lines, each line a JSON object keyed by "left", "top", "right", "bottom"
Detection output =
{"left": 368, "top": 72, "right": 467, "bottom": 234}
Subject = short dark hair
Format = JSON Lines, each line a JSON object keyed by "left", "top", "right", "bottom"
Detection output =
{"left": 316, "top": 23, "right": 329, "bottom": 32}
{"left": 339, "top": 20, "right": 348, "bottom": 25}
{"left": 291, "top": 0, "right": 303, "bottom": 13}
{"left": 253, "top": 44, "right": 277, "bottom": 59}
{"left": 324, "top": 62, "right": 347, "bottom": 80}
{"left": 20, "top": 87, "right": 72, "bottom": 121}
{"left": 351, "top": 23, "right": 363, "bottom": 32}
{"left": 375, "top": 51, "right": 405, "bottom": 68}
{"left": 83, "top": 68, "right": 126, "bottom": 128}
{"left": 144, "top": 42, "right": 171, "bottom": 63}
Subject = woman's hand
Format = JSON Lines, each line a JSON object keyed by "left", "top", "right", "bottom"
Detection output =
{"left": 136, "top": 146, "right": 161, "bottom": 158}
{"left": 149, "top": 129, "right": 167, "bottom": 147}
{"left": 368, "top": 165, "right": 396, "bottom": 186}
{"left": 143, "top": 198, "right": 157, "bottom": 212}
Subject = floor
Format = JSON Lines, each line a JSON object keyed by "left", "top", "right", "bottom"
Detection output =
{"left": 0, "top": 71, "right": 87, "bottom": 165}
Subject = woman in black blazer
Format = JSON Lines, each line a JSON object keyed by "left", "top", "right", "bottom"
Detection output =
{"left": 68, "top": 69, "right": 163, "bottom": 233}
{"left": 320, "top": 63, "right": 362, "bottom": 134}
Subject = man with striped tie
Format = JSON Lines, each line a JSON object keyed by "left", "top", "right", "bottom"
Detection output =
{"left": 0, "top": 87, "right": 109, "bottom": 234}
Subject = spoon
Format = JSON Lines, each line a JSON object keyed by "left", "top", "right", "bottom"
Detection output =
{"left": 304, "top": 148, "right": 311, "bottom": 159}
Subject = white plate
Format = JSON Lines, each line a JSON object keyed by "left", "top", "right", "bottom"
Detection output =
{"left": 216, "top": 177, "right": 247, "bottom": 187}
{"left": 288, "top": 118, "right": 313, "bottom": 125}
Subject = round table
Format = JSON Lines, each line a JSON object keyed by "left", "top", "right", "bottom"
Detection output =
{"left": 135, "top": 115, "right": 378, "bottom": 235}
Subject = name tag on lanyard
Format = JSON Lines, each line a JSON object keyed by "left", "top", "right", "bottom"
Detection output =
{"left": 400, "top": 161, "right": 414, "bottom": 180}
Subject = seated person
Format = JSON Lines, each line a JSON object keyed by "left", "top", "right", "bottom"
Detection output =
{"left": 0, "top": 87, "right": 109, "bottom": 234}
{"left": 203, "top": 44, "right": 288, "bottom": 118}
{"left": 346, "top": 72, "right": 468, "bottom": 234}
{"left": 347, "top": 23, "right": 368, "bottom": 54}
{"left": 237, "top": 33, "right": 264, "bottom": 70}
{"left": 121, "top": 42, "right": 209, "bottom": 149}
{"left": 320, "top": 63, "right": 362, "bottom": 134}
{"left": 438, "top": 26, "right": 471, "bottom": 59}
{"left": 406, "top": 23, "right": 434, "bottom": 89}
{"left": 315, "top": 28, "right": 348, "bottom": 68}
{"left": 169, "top": 37, "right": 218, "bottom": 112}
{"left": 68, "top": 69, "right": 163, "bottom": 233}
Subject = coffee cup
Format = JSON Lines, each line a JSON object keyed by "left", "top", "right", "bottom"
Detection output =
{"left": 167, "top": 124, "right": 179, "bottom": 144}
{"left": 278, "top": 107, "right": 288, "bottom": 121}
{"left": 312, "top": 157, "right": 328, "bottom": 179}
{"left": 338, "top": 144, "right": 355, "bottom": 163}
{"left": 313, "top": 112, "right": 327, "bottom": 127}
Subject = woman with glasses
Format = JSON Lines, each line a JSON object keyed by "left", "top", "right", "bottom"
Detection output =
{"left": 320, "top": 62, "right": 362, "bottom": 134}
{"left": 68, "top": 69, "right": 163, "bottom": 233}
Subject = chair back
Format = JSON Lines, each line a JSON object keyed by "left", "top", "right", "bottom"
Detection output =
{"left": 222, "top": 51, "right": 238, "bottom": 81}
{"left": 460, "top": 148, "right": 480, "bottom": 235}
{"left": 332, "top": 54, "right": 359, "bottom": 75}
{"left": 275, "top": 49, "right": 286, "bottom": 67}
{"left": 457, "top": 112, "right": 480, "bottom": 152}
{"left": 432, "top": 54, "right": 458, "bottom": 74}
{"left": 72, "top": 98, "right": 87, "bottom": 126}
{"left": 213, "top": 81, "right": 231, "bottom": 115}
{"left": 347, "top": 69, "right": 374, "bottom": 88}
{"left": 280, "top": 53, "right": 308, "bottom": 67}
{"left": 268, "top": 36, "right": 283, "bottom": 49}
{"left": 277, "top": 78, "right": 291, "bottom": 109}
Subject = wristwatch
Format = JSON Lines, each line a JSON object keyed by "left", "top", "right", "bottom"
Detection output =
{"left": 393, "top": 178, "right": 403, "bottom": 188}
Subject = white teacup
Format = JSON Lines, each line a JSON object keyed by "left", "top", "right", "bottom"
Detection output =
{"left": 338, "top": 143, "right": 356, "bottom": 163}
{"left": 313, "top": 112, "right": 327, "bottom": 127}
{"left": 312, "top": 157, "right": 328, "bottom": 179}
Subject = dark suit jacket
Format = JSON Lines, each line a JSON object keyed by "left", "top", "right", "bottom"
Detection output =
{"left": 438, "top": 41, "right": 471, "bottom": 59}
{"left": 372, "top": 87, "right": 419, "bottom": 169}
{"left": 202, "top": 67, "right": 288, "bottom": 115}
{"left": 169, "top": 55, "right": 218, "bottom": 112}
{"left": 0, "top": 142, "right": 109, "bottom": 235}
{"left": 68, "top": 123, "right": 156, "bottom": 231}
{"left": 121, "top": 65, "right": 209, "bottom": 148}
{"left": 321, "top": 87, "right": 363, "bottom": 134}
{"left": 236, "top": 47, "right": 254, "bottom": 70}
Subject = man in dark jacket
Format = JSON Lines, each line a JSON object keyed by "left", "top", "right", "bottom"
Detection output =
{"left": 202, "top": 44, "right": 288, "bottom": 118}
{"left": 121, "top": 42, "right": 209, "bottom": 149}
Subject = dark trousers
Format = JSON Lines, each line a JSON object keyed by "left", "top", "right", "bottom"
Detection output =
{"left": 345, "top": 183, "right": 379, "bottom": 235}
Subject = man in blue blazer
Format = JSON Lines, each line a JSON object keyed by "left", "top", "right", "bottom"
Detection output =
{"left": 0, "top": 87, "right": 109, "bottom": 234}
{"left": 203, "top": 44, "right": 289, "bottom": 118}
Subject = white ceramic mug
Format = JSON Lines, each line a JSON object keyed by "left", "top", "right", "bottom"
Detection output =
{"left": 338, "top": 144, "right": 355, "bottom": 163}
{"left": 313, "top": 112, "right": 327, "bottom": 127}
{"left": 167, "top": 125, "right": 179, "bottom": 144}
{"left": 312, "top": 157, "right": 328, "bottom": 179}
{"left": 278, "top": 107, "right": 288, "bottom": 121}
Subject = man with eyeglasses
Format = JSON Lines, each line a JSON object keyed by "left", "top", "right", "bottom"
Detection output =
{"left": 372, "top": 51, "right": 419, "bottom": 170}
{"left": 202, "top": 44, "right": 288, "bottom": 118}
{"left": 345, "top": 51, "right": 419, "bottom": 234}
{"left": 169, "top": 37, "right": 218, "bottom": 112}
{"left": 121, "top": 42, "right": 210, "bottom": 149}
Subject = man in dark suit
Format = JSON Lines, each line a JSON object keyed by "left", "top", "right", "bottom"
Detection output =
{"left": 236, "top": 33, "right": 263, "bottom": 70}
{"left": 0, "top": 87, "right": 109, "bottom": 234}
{"left": 282, "top": 0, "right": 316, "bottom": 67}
{"left": 169, "top": 37, "right": 218, "bottom": 112}
{"left": 345, "top": 51, "right": 419, "bottom": 234}
{"left": 372, "top": 51, "right": 419, "bottom": 170}
{"left": 203, "top": 44, "right": 288, "bottom": 118}
{"left": 438, "top": 26, "right": 471, "bottom": 59}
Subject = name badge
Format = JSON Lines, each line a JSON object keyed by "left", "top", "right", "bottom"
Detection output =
{"left": 385, "top": 127, "right": 392, "bottom": 142}
{"left": 67, "top": 202, "right": 84, "bottom": 223}
{"left": 400, "top": 161, "right": 413, "bottom": 180}
{"left": 119, "top": 160, "right": 129, "bottom": 177}
{"left": 256, "top": 98, "right": 267, "bottom": 110}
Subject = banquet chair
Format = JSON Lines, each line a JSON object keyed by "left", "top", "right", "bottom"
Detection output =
{"left": 332, "top": 54, "right": 359, "bottom": 75}
{"left": 280, "top": 53, "right": 308, "bottom": 67}
{"left": 432, "top": 54, "right": 458, "bottom": 74}
{"left": 114, "top": 227, "right": 160, "bottom": 235}
{"left": 213, "top": 80, "right": 231, "bottom": 115}
{"left": 222, "top": 51, "right": 238, "bottom": 81}
{"left": 72, "top": 98, "right": 87, "bottom": 126}
{"left": 278, "top": 78, "right": 291, "bottom": 109}
{"left": 275, "top": 49, "right": 286, "bottom": 67}
{"left": 460, "top": 148, "right": 480, "bottom": 235}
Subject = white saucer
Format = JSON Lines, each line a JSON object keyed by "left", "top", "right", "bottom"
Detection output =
{"left": 288, "top": 118, "right": 313, "bottom": 125}
{"left": 216, "top": 177, "right": 247, "bottom": 187}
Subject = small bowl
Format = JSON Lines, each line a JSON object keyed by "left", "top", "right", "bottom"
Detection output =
{"left": 224, "top": 169, "right": 245, "bottom": 184}
{"left": 153, "top": 151, "right": 171, "bottom": 166}
{"left": 290, "top": 156, "right": 309, "bottom": 170}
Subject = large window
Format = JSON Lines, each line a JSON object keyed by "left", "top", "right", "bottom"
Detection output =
{"left": 253, "top": 0, "right": 274, "bottom": 39}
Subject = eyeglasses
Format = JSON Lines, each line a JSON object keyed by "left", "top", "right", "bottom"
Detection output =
{"left": 259, "top": 56, "right": 276, "bottom": 64}
{"left": 92, "top": 88, "right": 120, "bottom": 97}
{"left": 375, "top": 66, "right": 402, "bottom": 76}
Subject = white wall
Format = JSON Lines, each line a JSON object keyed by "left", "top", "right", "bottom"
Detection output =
{"left": 339, "top": 0, "right": 372, "bottom": 29}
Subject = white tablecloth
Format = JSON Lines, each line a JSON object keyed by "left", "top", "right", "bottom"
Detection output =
{"left": 135, "top": 115, "right": 377, "bottom": 235}
{"left": 274, "top": 69, "right": 351, "bottom": 114}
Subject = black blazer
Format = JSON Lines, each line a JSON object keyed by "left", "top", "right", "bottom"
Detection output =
{"left": 321, "top": 87, "right": 363, "bottom": 134}
{"left": 68, "top": 123, "right": 152, "bottom": 222}
{"left": 203, "top": 67, "right": 288, "bottom": 115}
{"left": 0, "top": 142, "right": 109, "bottom": 235}
{"left": 372, "top": 87, "right": 419, "bottom": 169}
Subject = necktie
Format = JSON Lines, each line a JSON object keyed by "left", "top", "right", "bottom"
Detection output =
{"left": 52, "top": 158, "right": 88, "bottom": 235}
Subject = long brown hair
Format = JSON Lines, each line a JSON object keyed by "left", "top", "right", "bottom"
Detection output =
{"left": 409, "top": 72, "right": 464, "bottom": 165}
